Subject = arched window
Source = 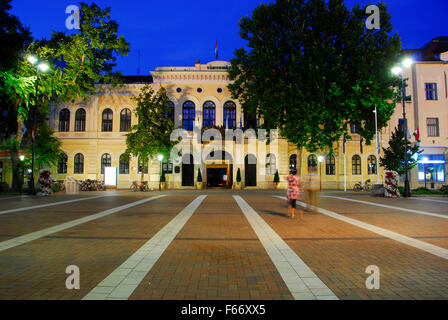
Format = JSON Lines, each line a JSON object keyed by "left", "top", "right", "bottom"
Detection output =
{"left": 266, "top": 153, "right": 276, "bottom": 175}
{"left": 74, "top": 153, "right": 84, "bottom": 174}
{"left": 58, "top": 153, "right": 68, "bottom": 174}
{"left": 166, "top": 101, "right": 175, "bottom": 123}
{"left": 101, "top": 153, "right": 111, "bottom": 174}
{"left": 308, "top": 154, "right": 317, "bottom": 171}
{"left": 138, "top": 156, "right": 148, "bottom": 174}
{"left": 59, "top": 109, "right": 70, "bottom": 132}
{"left": 352, "top": 155, "right": 362, "bottom": 175}
{"left": 289, "top": 154, "right": 297, "bottom": 170}
{"left": 203, "top": 101, "right": 216, "bottom": 127}
{"left": 223, "top": 101, "right": 236, "bottom": 129}
{"left": 119, "top": 154, "right": 129, "bottom": 174}
{"left": 182, "top": 101, "right": 195, "bottom": 131}
{"left": 102, "top": 109, "right": 113, "bottom": 132}
{"left": 326, "top": 155, "right": 336, "bottom": 175}
{"left": 368, "top": 155, "right": 377, "bottom": 175}
{"left": 74, "top": 109, "right": 86, "bottom": 132}
{"left": 120, "top": 108, "right": 132, "bottom": 132}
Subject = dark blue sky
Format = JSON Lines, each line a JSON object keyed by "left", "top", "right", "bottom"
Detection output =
{"left": 11, "top": 0, "right": 448, "bottom": 75}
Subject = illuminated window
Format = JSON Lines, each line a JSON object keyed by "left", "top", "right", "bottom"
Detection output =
{"left": 367, "top": 155, "right": 377, "bottom": 175}
{"left": 326, "top": 155, "right": 335, "bottom": 175}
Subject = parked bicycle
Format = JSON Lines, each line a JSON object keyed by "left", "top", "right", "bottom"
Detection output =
{"left": 353, "top": 179, "right": 372, "bottom": 192}
{"left": 131, "top": 181, "right": 149, "bottom": 192}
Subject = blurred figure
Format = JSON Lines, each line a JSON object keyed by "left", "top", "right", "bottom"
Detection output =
{"left": 305, "top": 167, "right": 320, "bottom": 213}
{"left": 285, "top": 168, "right": 303, "bottom": 219}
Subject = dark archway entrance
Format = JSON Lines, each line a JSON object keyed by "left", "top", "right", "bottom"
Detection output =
{"left": 245, "top": 154, "right": 257, "bottom": 187}
{"left": 182, "top": 154, "right": 194, "bottom": 186}
{"left": 205, "top": 151, "right": 233, "bottom": 188}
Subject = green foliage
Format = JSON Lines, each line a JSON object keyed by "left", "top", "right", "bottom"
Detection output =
{"left": 236, "top": 168, "right": 242, "bottom": 182}
{"left": 228, "top": 0, "right": 402, "bottom": 152}
{"left": 30, "top": 121, "right": 62, "bottom": 169}
{"left": 125, "top": 85, "right": 176, "bottom": 181}
{"left": 380, "top": 126, "right": 421, "bottom": 175}
{"left": 411, "top": 187, "right": 444, "bottom": 195}
{"left": 440, "top": 185, "right": 448, "bottom": 195}
{"left": 52, "top": 183, "right": 60, "bottom": 193}
{"left": 274, "top": 170, "right": 280, "bottom": 183}
{"left": 197, "top": 168, "right": 203, "bottom": 182}
{"left": 160, "top": 167, "right": 166, "bottom": 183}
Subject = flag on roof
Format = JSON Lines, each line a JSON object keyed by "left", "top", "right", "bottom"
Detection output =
{"left": 215, "top": 40, "right": 218, "bottom": 60}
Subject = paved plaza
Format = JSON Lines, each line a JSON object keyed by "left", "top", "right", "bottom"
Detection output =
{"left": 0, "top": 190, "right": 447, "bottom": 300}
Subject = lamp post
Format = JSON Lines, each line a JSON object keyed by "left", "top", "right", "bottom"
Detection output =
{"left": 373, "top": 107, "right": 380, "bottom": 185}
{"left": 318, "top": 155, "right": 324, "bottom": 191}
{"left": 27, "top": 56, "right": 49, "bottom": 195}
{"left": 392, "top": 58, "right": 413, "bottom": 198}
{"left": 158, "top": 154, "right": 164, "bottom": 191}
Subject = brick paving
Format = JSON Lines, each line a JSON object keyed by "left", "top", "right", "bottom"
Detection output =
{"left": 244, "top": 195, "right": 448, "bottom": 300}
{"left": 0, "top": 191, "right": 447, "bottom": 300}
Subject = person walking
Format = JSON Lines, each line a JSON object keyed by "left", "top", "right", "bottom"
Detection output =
{"left": 285, "top": 168, "right": 303, "bottom": 219}
{"left": 305, "top": 168, "right": 320, "bottom": 213}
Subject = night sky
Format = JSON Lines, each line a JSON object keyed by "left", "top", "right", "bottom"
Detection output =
{"left": 10, "top": 0, "right": 448, "bottom": 75}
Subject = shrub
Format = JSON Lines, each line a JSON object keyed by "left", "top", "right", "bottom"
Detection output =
{"left": 160, "top": 167, "right": 166, "bottom": 182}
{"left": 440, "top": 185, "right": 448, "bottom": 195}
{"left": 236, "top": 168, "right": 242, "bottom": 182}
{"left": 197, "top": 168, "right": 202, "bottom": 182}
{"left": 274, "top": 170, "right": 280, "bottom": 183}
{"left": 52, "top": 184, "right": 60, "bottom": 193}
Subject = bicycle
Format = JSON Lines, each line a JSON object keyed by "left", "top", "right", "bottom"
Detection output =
{"left": 131, "top": 181, "right": 149, "bottom": 192}
{"left": 353, "top": 179, "right": 372, "bottom": 192}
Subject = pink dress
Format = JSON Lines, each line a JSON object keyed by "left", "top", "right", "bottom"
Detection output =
{"left": 286, "top": 175, "right": 302, "bottom": 200}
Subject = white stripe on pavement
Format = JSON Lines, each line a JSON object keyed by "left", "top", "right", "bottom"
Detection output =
{"left": 275, "top": 196, "right": 448, "bottom": 260}
{"left": 409, "top": 197, "right": 448, "bottom": 204}
{"left": 0, "top": 195, "right": 106, "bottom": 215}
{"left": 83, "top": 195, "right": 207, "bottom": 300}
{"left": 234, "top": 196, "right": 338, "bottom": 300}
{"left": 0, "top": 195, "right": 166, "bottom": 253}
{"left": 0, "top": 196, "right": 30, "bottom": 201}
{"left": 323, "top": 196, "right": 448, "bottom": 219}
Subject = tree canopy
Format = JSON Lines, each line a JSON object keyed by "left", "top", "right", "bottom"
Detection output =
{"left": 228, "top": 0, "right": 402, "bottom": 152}
{"left": 380, "top": 126, "right": 421, "bottom": 175}
{"left": 124, "top": 85, "right": 176, "bottom": 182}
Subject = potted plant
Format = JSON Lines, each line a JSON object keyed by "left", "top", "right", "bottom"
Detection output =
{"left": 160, "top": 167, "right": 166, "bottom": 190}
{"left": 196, "top": 168, "right": 203, "bottom": 189}
{"left": 235, "top": 168, "right": 242, "bottom": 189}
{"left": 273, "top": 170, "right": 280, "bottom": 189}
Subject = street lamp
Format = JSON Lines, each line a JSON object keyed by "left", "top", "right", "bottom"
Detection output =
{"left": 27, "top": 55, "right": 49, "bottom": 195}
{"left": 373, "top": 107, "right": 380, "bottom": 185}
{"left": 157, "top": 154, "right": 164, "bottom": 190}
{"left": 391, "top": 57, "right": 413, "bottom": 197}
{"left": 318, "top": 155, "right": 324, "bottom": 191}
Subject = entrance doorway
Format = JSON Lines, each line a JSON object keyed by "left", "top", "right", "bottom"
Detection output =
{"left": 182, "top": 154, "right": 194, "bottom": 186}
{"left": 206, "top": 165, "right": 233, "bottom": 188}
{"left": 245, "top": 154, "right": 257, "bottom": 186}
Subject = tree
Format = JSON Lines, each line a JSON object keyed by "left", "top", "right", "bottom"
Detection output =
{"left": 30, "top": 120, "right": 63, "bottom": 171}
{"left": 197, "top": 169, "right": 203, "bottom": 183}
{"left": 236, "top": 168, "right": 242, "bottom": 182}
{"left": 124, "top": 85, "right": 175, "bottom": 182}
{"left": 228, "top": 0, "right": 401, "bottom": 152}
{"left": 380, "top": 126, "right": 421, "bottom": 175}
{"left": 0, "top": 2, "right": 130, "bottom": 190}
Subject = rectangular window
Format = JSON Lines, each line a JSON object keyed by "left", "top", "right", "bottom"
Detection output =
{"left": 425, "top": 83, "right": 438, "bottom": 100}
{"left": 427, "top": 118, "right": 439, "bottom": 137}
{"left": 418, "top": 155, "right": 445, "bottom": 182}
{"left": 162, "top": 160, "right": 173, "bottom": 174}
